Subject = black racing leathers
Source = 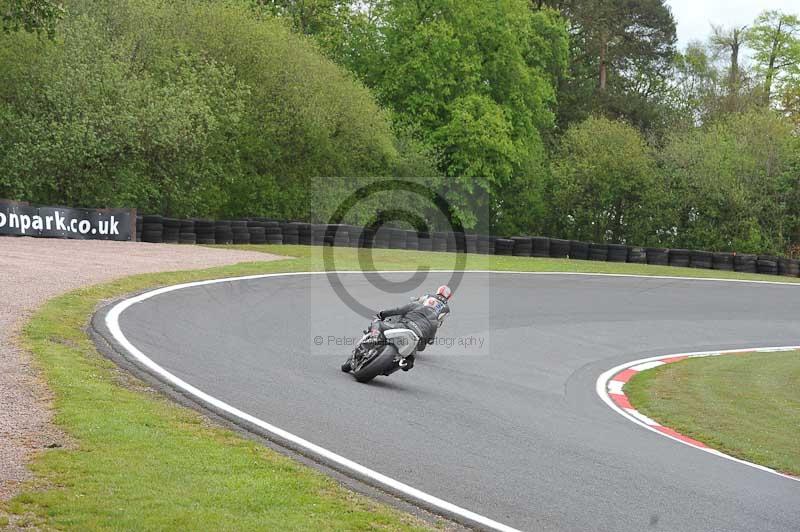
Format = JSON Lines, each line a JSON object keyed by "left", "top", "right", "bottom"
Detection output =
{"left": 379, "top": 295, "right": 450, "bottom": 351}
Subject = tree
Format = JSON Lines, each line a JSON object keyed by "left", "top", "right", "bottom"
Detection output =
{"left": 1, "top": 0, "right": 64, "bottom": 37}
{"left": 659, "top": 110, "right": 800, "bottom": 253}
{"left": 0, "top": 0, "right": 411, "bottom": 220}
{"left": 329, "top": 0, "right": 569, "bottom": 231}
{"left": 547, "top": 116, "right": 660, "bottom": 243}
{"left": 537, "top": 0, "right": 677, "bottom": 133}
{"left": 746, "top": 10, "right": 800, "bottom": 106}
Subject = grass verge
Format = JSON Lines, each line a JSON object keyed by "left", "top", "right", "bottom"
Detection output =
{"left": 4, "top": 244, "right": 800, "bottom": 529}
{"left": 625, "top": 352, "right": 800, "bottom": 476}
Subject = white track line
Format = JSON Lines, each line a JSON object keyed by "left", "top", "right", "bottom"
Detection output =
{"left": 596, "top": 347, "right": 800, "bottom": 483}
{"left": 105, "top": 270, "right": 800, "bottom": 531}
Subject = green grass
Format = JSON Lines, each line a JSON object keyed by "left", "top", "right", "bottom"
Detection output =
{"left": 4, "top": 244, "right": 800, "bottom": 530}
{"left": 625, "top": 352, "right": 800, "bottom": 476}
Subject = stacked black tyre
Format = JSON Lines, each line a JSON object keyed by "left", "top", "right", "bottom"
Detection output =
{"left": 135, "top": 215, "right": 143, "bottom": 242}
{"left": 141, "top": 215, "right": 164, "bottom": 243}
{"left": 246, "top": 222, "right": 266, "bottom": 245}
{"left": 646, "top": 248, "right": 669, "bottom": 266}
{"left": 445, "top": 232, "right": 457, "bottom": 253}
{"left": 179, "top": 220, "right": 196, "bottom": 244}
{"left": 531, "top": 237, "right": 550, "bottom": 258}
{"left": 330, "top": 225, "right": 350, "bottom": 247}
{"left": 712, "top": 252, "right": 734, "bottom": 271}
{"left": 476, "top": 234, "right": 493, "bottom": 254}
{"left": 298, "top": 223, "right": 312, "bottom": 245}
{"left": 689, "top": 250, "right": 712, "bottom": 269}
{"left": 265, "top": 222, "right": 283, "bottom": 244}
{"left": 195, "top": 220, "right": 215, "bottom": 244}
{"left": 757, "top": 255, "right": 778, "bottom": 275}
{"left": 388, "top": 228, "right": 406, "bottom": 249}
{"left": 214, "top": 221, "right": 234, "bottom": 244}
{"left": 281, "top": 222, "right": 300, "bottom": 245}
{"left": 231, "top": 221, "right": 250, "bottom": 244}
{"left": 569, "top": 240, "right": 589, "bottom": 260}
{"left": 347, "top": 226, "right": 364, "bottom": 248}
{"left": 465, "top": 233, "right": 478, "bottom": 254}
{"left": 417, "top": 232, "right": 432, "bottom": 252}
{"left": 161, "top": 218, "right": 180, "bottom": 244}
{"left": 549, "top": 238, "right": 570, "bottom": 258}
{"left": 359, "top": 228, "right": 376, "bottom": 248}
{"left": 589, "top": 243, "right": 607, "bottom": 261}
{"left": 373, "top": 227, "right": 391, "bottom": 249}
{"left": 312, "top": 224, "right": 327, "bottom": 245}
{"left": 432, "top": 232, "right": 448, "bottom": 252}
{"left": 627, "top": 247, "right": 646, "bottom": 263}
{"left": 607, "top": 244, "right": 627, "bottom": 262}
{"left": 512, "top": 237, "right": 533, "bottom": 257}
{"left": 734, "top": 253, "right": 757, "bottom": 273}
{"left": 669, "top": 249, "right": 690, "bottom": 267}
{"left": 494, "top": 238, "right": 514, "bottom": 256}
{"left": 778, "top": 258, "right": 800, "bottom": 277}
{"left": 453, "top": 232, "right": 467, "bottom": 253}
{"left": 405, "top": 230, "right": 419, "bottom": 250}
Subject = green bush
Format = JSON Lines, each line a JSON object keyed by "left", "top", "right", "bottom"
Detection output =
{"left": 0, "top": 0, "right": 416, "bottom": 219}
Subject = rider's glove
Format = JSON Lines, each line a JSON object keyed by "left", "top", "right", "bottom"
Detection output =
{"left": 376, "top": 311, "right": 385, "bottom": 320}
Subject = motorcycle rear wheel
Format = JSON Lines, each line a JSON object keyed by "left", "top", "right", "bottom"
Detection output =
{"left": 353, "top": 345, "right": 397, "bottom": 383}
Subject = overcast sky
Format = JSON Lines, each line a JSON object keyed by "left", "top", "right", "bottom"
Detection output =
{"left": 667, "top": 0, "right": 799, "bottom": 51}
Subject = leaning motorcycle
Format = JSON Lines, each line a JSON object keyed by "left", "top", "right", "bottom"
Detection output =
{"left": 341, "top": 316, "right": 418, "bottom": 383}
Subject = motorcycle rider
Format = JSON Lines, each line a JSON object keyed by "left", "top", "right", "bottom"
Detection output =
{"left": 374, "top": 285, "right": 452, "bottom": 371}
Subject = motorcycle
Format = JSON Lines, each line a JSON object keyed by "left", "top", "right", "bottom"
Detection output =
{"left": 340, "top": 315, "right": 419, "bottom": 383}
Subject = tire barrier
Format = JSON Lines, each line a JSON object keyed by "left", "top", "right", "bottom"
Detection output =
{"left": 247, "top": 226, "right": 266, "bottom": 245}
{"left": 689, "top": 250, "right": 712, "bottom": 269}
{"left": 569, "top": 240, "right": 589, "bottom": 260}
{"left": 589, "top": 243, "right": 608, "bottom": 261}
{"left": 432, "top": 231, "right": 448, "bottom": 252}
{"left": 465, "top": 234, "right": 478, "bottom": 254}
{"left": 388, "top": 228, "right": 406, "bottom": 249}
{"left": 163, "top": 218, "right": 181, "bottom": 244}
{"left": 646, "top": 247, "right": 669, "bottom": 266}
{"left": 135, "top": 215, "right": 143, "bottom": 242}
{"left": 178, "top": 219, "right": 196, "bottom": 244}
{"left": 142, "top": 215, "right": 164, "bottom": 243}
{"left": 194, "top": 219, "right": 215, "bottom": 244}
{"left": 214, "top": 220, "right": 233, "bottom": 245}
{"left": 405, "top": 230, "right": 419, "bottom": 251}
{"left": 265, "top": 221, "right": 282, "bottom": 244}
{"left": 757, "top": 256, "right": 778, "bottom": 275}
{"left": 476, "top": 234, "right": 493, "bottom": 255}
{"left": 712, "top": 252, "right": 734, "bottom": 271}
{"left": 494, "top": 238, "right": 514, "bottom": 256}
{"left": 607, "top": 244, "right": 627, "bottom": 262}
{"left": 549, "top": 238, "right": 570, "bottom": 259}
{"left": 734, "top": 253, "right": 757, "bottom": 273}
{"left": 531, "top": 236, "right": 550, "bottom": 257}
{"left": 311, "top": 223, "right": 327, "bottom": 245}
{"left": 125, "top": 211, "right": 800, "bottom": 277}
{"left": 231, "top": 220, "right": 250, "bottom": 245}
{"left": 668, "top": 248, "right": 690, "bottom": 268}
{"left": 778, "top": 258, "right": 800, "bottom": 277}
{"left": 511, "top": 237, "right": 533, "bottom": 257}
{"left": 280, "top": 222, "right": 299, "bottom": 245}
{"left": 418, "top": 232, "right": 432, "bottom": 252}
{"left": 627, "top": 246, "right": 646, "bottom": 264}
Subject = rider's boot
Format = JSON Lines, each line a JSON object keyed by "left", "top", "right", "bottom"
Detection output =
{"left": 399, "top": 354, "right": 415, "bottom": 371}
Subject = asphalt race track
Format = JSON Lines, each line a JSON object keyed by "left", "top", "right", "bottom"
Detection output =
{"left": 106, "top": 272, "right": 800, "bottom": 531}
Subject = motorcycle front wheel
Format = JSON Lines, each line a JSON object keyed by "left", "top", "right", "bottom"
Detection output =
{"left": 352, "top": 345, "right": 397, "bottom": 383}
